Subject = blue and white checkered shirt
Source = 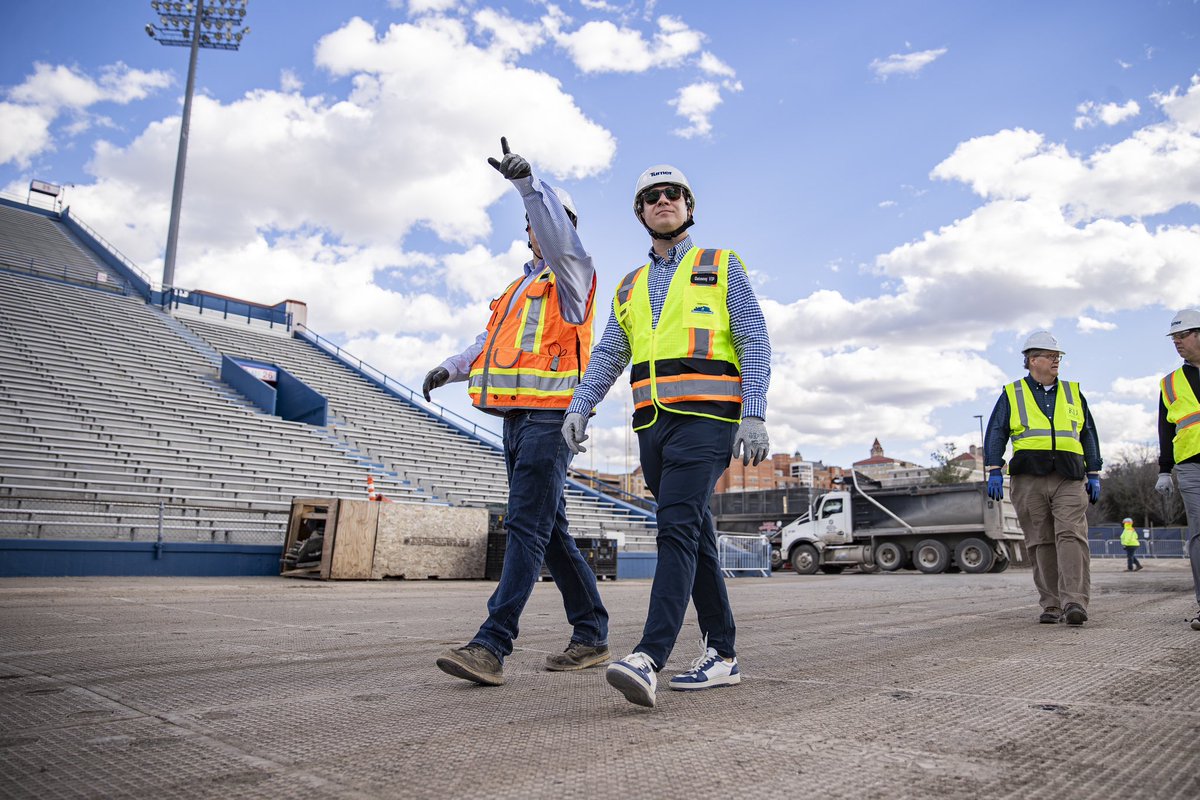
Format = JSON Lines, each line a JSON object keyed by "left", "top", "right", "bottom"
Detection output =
{"left": 566, "top": 235, "right": 772, "bottom": 421}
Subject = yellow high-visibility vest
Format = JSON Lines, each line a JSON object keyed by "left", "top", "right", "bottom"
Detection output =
{"left": 615, "top": 247, "right": 742, "bottom": 431}
{"left": 1120, "top": 524, "right": 1139, "bottom": 547}
{"left": 1004, "top": 379, "right": 1085, "bottom": 455}
{"left": 1161, "top": 367, "right": 1200, "bottom": 463}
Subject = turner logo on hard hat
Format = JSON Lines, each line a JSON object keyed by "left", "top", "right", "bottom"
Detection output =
{"left": 1167, "top": 309, "right": 1200, "bottom": 335}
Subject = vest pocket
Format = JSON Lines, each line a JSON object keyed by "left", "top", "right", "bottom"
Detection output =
{"left": 683, "top": 284, "right": 721, "bottom": 330}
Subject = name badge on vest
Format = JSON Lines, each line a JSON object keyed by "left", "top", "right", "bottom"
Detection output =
{"left": 690, "top": 273, "right": 717, "bottom": 285}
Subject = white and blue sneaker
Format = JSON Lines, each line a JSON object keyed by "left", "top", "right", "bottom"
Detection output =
{"left": 606, "top": 652, "right": 657, "bottom": 708}
{"left": 668, "top": 639, "right": 740, "bottom": 691}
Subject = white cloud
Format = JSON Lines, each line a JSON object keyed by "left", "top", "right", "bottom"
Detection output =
{"left": 0, "top": 62, "right": 172, "bottom": 167}
{"left": 670, "top": 81, "right": 723, "bottom": 138}
{"left": 406, "top": 0, "right": 461, "bottom": 15}
{"left": 1089, "top": 399, "right": 1158, "bottom": 454}
{"left": 869, "top": 47, "right": 947, "bottom": 80}
{"left": 553, "top": 15, "right": 703, "bottom": 73}
{"left": 280, "top": 69, "right": 304, "bottom": 92}
{"left": 1074, "top": 99, "right": 1140, "bottom": 129}
{"left": 1110, "top": 374, "right": 1164, "bottom": 399}
{"left": 473, "top": 8, "right": 546, "bottom": 59}
{"left": 697, "top": 51, "right": 736, "bottom": 78}
{"left": 1077, "top": 316, "right": 1117, "bottom": 333}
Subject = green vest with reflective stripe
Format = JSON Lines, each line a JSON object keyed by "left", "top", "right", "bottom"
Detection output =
{"left": 1161, "top": 366, "right": 1200, "bottom": 463}
{"left": 1120, "top": 524, "right": 1139, "bottom": 547}
{"left": 615, "top": 247, "right": 742, "bottom": 431}
{"left": 1004, "top": 378, "right": 1085, "bottom": 455}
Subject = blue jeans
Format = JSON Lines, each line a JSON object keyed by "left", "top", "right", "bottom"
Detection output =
{"left": 634, "top": 413, "right": 737, "bottom": 669}
{"left": 472, "top": 409, "right": 608, "bottom": 662}
{"left": 1124, "top": 545, "right": 1141, "bottom": 570}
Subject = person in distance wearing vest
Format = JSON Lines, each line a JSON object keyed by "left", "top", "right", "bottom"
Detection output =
{"left": 984, "top": 331, "right": 1103, "bottom": 627}
{"left": 1153, "top": 308, "right": 1200, "bottom": 631}
{"left": 425, "top": 137, "right": 610, "bottom": 686}
{"left": 562, "top": 164, "right": 772, "bottom": 708}
{"left": 1120, "top": 518, "right": 1143, "bottom": 572}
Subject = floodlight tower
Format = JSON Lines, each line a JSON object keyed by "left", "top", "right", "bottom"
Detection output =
{"left": 145, "top": 0, "right": 251, "bottom": 302}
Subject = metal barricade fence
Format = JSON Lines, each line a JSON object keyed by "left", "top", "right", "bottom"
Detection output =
{"left": 717, "top": 533, "right": 771, "bottom": 578}
{"left": 1087, "top": 527, "right": 1188, "bottom": 559}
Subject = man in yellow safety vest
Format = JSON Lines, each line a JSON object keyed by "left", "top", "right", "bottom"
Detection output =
{"left": 984, "top": 330, "right": 1103, "bottom": 627}
{"left": 562, "top": 164, "right": 772, "bottom": 708}
{"left": 1154, "top": 308, "right": 1200, "bottom": 631}
{"left": 1119, "top": 518, "right": 1142, "bottom": 572}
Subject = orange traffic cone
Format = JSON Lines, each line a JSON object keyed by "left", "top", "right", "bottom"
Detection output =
{"left": 366, "top": 475, "right": 377, "bottom": 501}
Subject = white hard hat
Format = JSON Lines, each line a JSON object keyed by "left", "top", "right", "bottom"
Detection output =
{"left": 1123, "top": 517, "right": 1133, "bottom": 524}
{"left": 633, "top": 164, "right": 694, "bottom": 209}
{"left": 1021, "top": 330, "right": 1066, "bottom": 354}
{"left": 1167, "top": 308, "right": 1200, "bottom": 336}
{"left": 547, "top": 186, "right": 578, "bottom": 223}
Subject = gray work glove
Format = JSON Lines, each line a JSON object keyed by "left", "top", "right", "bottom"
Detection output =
{"left": 1155, "top": 472, "right": 1175, "bottom": 496}
{"left": 487, "top": 136, "right": 531, "bottom": 180}
{"left": 562, "top": 412, "right": 589, "bottom": 454}
{"left": 422, "top": 366, "right": 449, "bottom": 402}
{"left": 733, "top": 417, "right": 770, "bottom": 466}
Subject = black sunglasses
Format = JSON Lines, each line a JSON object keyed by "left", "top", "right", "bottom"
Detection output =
{"left": 640, "top": 185, "right": 684, "bottom": 205}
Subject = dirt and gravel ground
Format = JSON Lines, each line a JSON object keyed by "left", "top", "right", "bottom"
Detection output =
{"left": 1, "top": 559, "right": 1197, "bottom": 799}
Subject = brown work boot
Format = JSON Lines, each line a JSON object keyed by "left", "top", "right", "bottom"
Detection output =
{"left": 1038, "top": 607, "right": 1062, "bottom": 624}
{"left": 545, "top": 641, "right": 611, "bottom": 672}
{"left": 436, "top": 644, "right": 505, "bottom": 686}
{"left": 1063, "top": 603, "right": 1088, "bottom": 626}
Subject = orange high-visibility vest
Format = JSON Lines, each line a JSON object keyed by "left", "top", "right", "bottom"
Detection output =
{"left": 468, "top": 266, "right": 595, "bottom": 413}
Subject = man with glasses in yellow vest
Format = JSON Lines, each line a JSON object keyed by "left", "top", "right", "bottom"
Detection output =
{"left": 984, "top": 331, "right": 1103, "bottom": 627}
{"left": 1154, "top": 308, "right": 1200, "bottom": 631}
{"left": 563, "top": 164, "right": 771, "bottom": 708}
{"left": 425, "top": 138, "right": 610, "bottom": 685}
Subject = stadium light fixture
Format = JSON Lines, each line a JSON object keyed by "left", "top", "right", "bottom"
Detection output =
{"left": 145, "top": 0, "right": 250, "bottom": 302}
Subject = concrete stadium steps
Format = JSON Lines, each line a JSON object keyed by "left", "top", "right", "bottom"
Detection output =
{"left": 179, "top": 315, "right": 658, "bottom": 547}
{"left": 0, "top": 271, "right": 429, "bottom": 529}
{"left": 0, "top": 204, "right": 125, "bottom": 289}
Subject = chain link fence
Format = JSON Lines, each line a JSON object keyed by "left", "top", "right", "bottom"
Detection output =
{"left": 0, "top": 495, "right": 288, "bottom": 545}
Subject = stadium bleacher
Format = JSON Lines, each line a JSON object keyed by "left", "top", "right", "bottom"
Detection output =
{"left": 0, "top": 200, "right": 656, "bottom": 550}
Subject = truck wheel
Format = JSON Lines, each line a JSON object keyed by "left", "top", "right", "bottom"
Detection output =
{"left": 818, "top": 565, "right": 846, "bottom": 574}
{"left": 954, "top": 538, "right": 995, "bottom": 574}
{"left": 914, "top": 539, "right": 950, "bottom": 574}
{"left": 790, "top": 544, "right": 820, "bottom": 575}
{"left": 875, "top": 541, "right": 906, "bottom": 572}
{"left": 770, "top": 547, "right": 783, "bottom": 572}
{"left": 989, "top": 557, "right": 1010, "bottom": 573}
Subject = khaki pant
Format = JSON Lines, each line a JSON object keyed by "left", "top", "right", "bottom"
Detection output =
{"left": 1011, "top": 472, "right": 1091, "bottom": 611}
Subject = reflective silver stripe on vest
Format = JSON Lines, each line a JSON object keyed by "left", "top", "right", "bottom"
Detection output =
{"left": 520, "top": 295, "right": 544, "bottom": 351}
{"left": 469, "top": 371, "right": 578, "bottom": 394}
{"left": 636, "top": 377, "right": 742, "bottom": 404}
{"left": 1010, "top": 380, "right": 1080, "bottom": 442}
{"left": 617, "top": 268, "right": 642, "bottom": 306}
{"left": 1164, "top": 373, "right": 1178, "bottom": 404}
{"left": 695, "top": 248, "right": 719, "bottom": 268}
{"left": 1178, "top": 411, "right": 1200, "bottom": 431}
{"left": 691, "top": 327, "right": 711, "bottom": 358}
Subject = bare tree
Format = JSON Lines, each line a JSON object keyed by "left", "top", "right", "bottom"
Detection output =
{"left": 1097, "top": 443, "right": 1185, "bottom": 526}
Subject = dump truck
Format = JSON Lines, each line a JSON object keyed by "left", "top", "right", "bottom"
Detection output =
{"left": 779, "top": 474, "right": 1024, "bottom": 575}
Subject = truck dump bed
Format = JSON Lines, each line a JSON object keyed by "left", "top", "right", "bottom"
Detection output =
{"left": 851, "top": 482, "right": 1022, "bottom": 540}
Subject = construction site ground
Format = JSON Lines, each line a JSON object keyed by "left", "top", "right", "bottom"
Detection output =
{"left": 1, "top": 558, "right": 1196, "bottom": 799}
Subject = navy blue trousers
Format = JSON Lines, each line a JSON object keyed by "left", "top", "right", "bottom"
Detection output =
{"left": 634, "top": 413, "right": 737, "bottom": 669}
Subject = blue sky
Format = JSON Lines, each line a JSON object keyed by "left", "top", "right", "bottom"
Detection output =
{"left": 2, "top": 0, "right": 1199, "bottom": 476}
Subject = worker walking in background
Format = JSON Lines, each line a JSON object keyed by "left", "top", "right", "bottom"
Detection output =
{"left": 563, "top": 164, "right": 771, "bottom": 708}
{"left": 1120, "top": 517, "right": 1143, "bottom": 571}
{"left": 1154, "top": 308, "right": 1200, "bottom": 631}
{"left": 424, "top": 138, "right": 610, "bottom": 685}
{"left": 984, "top": 331, "right": 1103, "bottom": 627}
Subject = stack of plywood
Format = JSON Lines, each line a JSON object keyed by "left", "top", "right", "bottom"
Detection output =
{"left": 282, "top": 498, "right": 487, "bottom": 580}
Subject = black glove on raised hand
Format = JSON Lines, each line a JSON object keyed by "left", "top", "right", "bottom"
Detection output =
{"left": 422, "top": 367, "right": 449, "bottom": 402}
{"left": 487, "top": 136, "right": 531, "bottom": 180}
